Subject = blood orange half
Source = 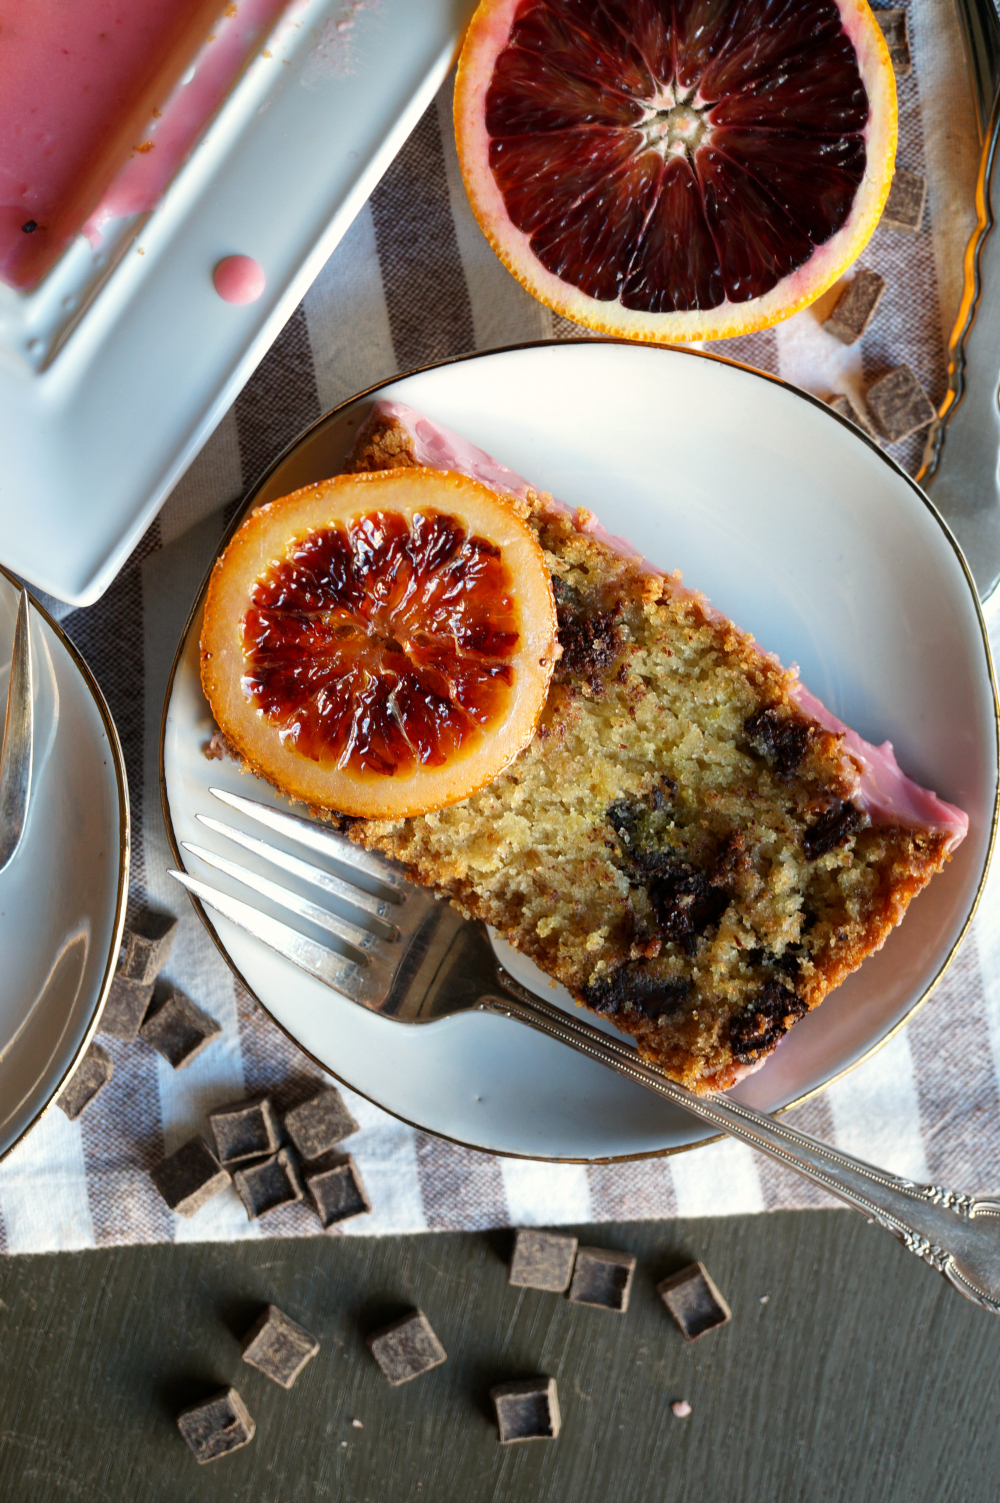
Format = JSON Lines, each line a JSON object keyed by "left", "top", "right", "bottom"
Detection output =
{"left": 455, "top": 0, "right": 897, "bottom": 341}
{"left": 201, "top": 469, "right": 558, "bottom": 820}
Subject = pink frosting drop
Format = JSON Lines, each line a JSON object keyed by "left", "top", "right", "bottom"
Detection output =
{"left": 213, "top": 254, "right": 265, "bottom": 305}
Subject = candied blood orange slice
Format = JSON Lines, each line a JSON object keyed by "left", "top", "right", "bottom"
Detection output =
{"left": 454, "top": 0, "right": 897, "bottom": 341}
{"left": 201, "top": 468, "right": 558, "bottom": 819}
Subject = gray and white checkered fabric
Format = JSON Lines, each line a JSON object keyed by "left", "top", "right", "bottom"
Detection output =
{"left": 4, "top": 2, "right": 998, "bottom": 1252}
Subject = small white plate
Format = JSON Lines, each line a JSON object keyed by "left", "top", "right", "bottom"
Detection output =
{"left": 0, "top": 0, "right": 477, "bottom": 606}
{"left": 0, "top": 571, "right": 129, "bottom": 1161}
{"left": 160, "top": 341, "right": 998, "bottom": 1161}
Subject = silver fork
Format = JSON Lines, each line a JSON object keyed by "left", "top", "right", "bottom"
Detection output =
{"left": 171, "top": 787, "right": 1000, "bottom": 1314}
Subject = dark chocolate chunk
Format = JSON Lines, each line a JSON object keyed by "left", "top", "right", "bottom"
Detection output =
{"left": 139, "top": 986, "right": 221, "bottom": 1069}
{"left": 210, "top": 1096, "right": 281, "bottom": 1165}
{"left": 583, "top": 966, "right": 690, "bottom": 1020}
{"left": 509, "top": 1229, "right": 579, "bottom": 1292}
{"left": 881, "top": 169, "right": 926, "bottom": 232}
{"left": 824, "top": 269, "right": 886, "bottom": 344}
{"left": 306, "top": 1154, "right": 371, "bottom": 1228}
{"left": 657, "top": 1261, "right": 733, "bottom": 1341}
{"left": 233, "top": 1148, "right": 305, "bottom": 1220}
{"left": 491, "top": 1377, "right": 561, "bottom": 1443}
{"left": 117, "top": 910, "right": 177, "bottom": 985}
{"left": 648, "top": 864, "right": 730, "bottom": 953}
{"left": 177, "top": 1386, "right": 255, "bottom": 1464}
{"left": 555, "top": 600, "right": 623, "bottom": 692}
{"left": 743, "top": 705, "right": 814, "bottom": 776}
{"left": 241, "top": 1305, "right": 320, "bottom": 1389}
{"left": 876, "top": 8, "right": 911, "bottom": 73}
{"left": 865, "top": 365, "right": 936, "bottom": 442}
{"left": 728, "top": 981, "right": 807, "bottom": 1065}
{"left": 367, "top": 1310, "right": 446, "bottom": 1386}
{"left": 802, "top": 800, "right": 863, "bottom": 859}
{"left": 21, "top": 221, "right": 37, "bottom": 234}
{"left": 826, "top": 392, "right": 879, "bottom": 440}
{"left": 567, "top": 1246, "right": 636, "bottom": 1312}
{"left": 99, "top": 973, "right": 155, "bottom": 1041}
{"left": 284, "top": 1086, "right": 359, "bottom": 1161}
{"left": 56, "top": 1043, "right": 113, "bottom": 1120}
{"left": 151, "top": 1137, "right": 231, "bottom": 1218}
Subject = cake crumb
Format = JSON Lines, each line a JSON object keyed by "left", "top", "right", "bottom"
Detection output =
{"left": 352, "top": 1418, "right": 363, "bottom": 1428}
{"left": 759, "top": 1294, "right": 770, "bottom": 1305}
{"left": 671, "top": 1400, "right": 692, "bottom": 1418}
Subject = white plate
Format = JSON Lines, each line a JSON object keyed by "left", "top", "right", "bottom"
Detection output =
{"left": 0, "top": 571, "right": 128, "bottom": 1161}
{"left": 160, "top": 341, "right": 999, "bottom": 1161}
{"left": 0, "top": 0, "right": 476, "bottom": 607}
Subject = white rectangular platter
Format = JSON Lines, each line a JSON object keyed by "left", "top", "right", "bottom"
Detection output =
{"left": 0, "top": 0, "right": 475, "bottom": 606}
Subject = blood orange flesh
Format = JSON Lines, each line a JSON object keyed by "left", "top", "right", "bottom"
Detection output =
{"left": 201, "top": 469, "right": 558, "bottom": 819}
{"left": 455, "top": 0, "right": 896, "bottom": 340}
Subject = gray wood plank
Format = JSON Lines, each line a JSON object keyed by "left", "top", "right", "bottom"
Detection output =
{"left": 0, "top": 1211, "right": 997, "bottom": 1501}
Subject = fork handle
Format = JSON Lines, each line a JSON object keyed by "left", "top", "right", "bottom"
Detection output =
{"left": 482, "top": 971, "right": 1000, "bottom": 1313}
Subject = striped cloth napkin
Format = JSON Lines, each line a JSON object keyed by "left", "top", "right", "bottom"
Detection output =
{"left": 3, "top": 0, "right": 998, "bottom": 1254}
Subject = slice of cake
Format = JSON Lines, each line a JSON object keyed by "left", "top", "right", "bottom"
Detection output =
{"left": 335, "top": 400, "right": 967, "bottom": 1093}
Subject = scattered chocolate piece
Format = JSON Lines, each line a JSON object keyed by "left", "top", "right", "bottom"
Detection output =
{"left": 284, "top": 1086, "right": 359, "bottom": 1161}
{"left": 117, "top": 909, "right": 177, "bottom": 985}
{"left": 139, "top": 986, "right": 221, "bottom": 1069}
{"left": 823, "top": 269, "right": 886, "bottom": 344}
{"left": 826, "top": 392, "right": 878, "bottom": 441}
{"left": 99, "top": 974, "right": 155, "bottom": 1041}
{"left": 177, "top": 1386, "right": 255, "bottom": 1464}
{"left": 367, "top": 1310, "right": 447, "bottom": 1386}
{"left": 306, "top": 1154, "right": 371, "bottom": 1229}
{"left": 671, "top": 1399, "right": 692, "bottom": 1419}
{"left": 56, "top": 1043, "right": 113, "bottom": 1120}
{"left": 509, "top": 1229, "right": 578, "bottom": 1292}
{"left": 881, "top": 169, "right": 926, "bottom": 232}
{"left": 210, "top": 1096, "right": 281, "bottom": 1166}
{"left": 567, "top": 1245, "right": 636, "bottom": 1313}
{"left": 865, "top": 365, "right": 936, "bottom": 442}
{"left": 151, "top": 1137, "right": 231, "bottom": 1218}
{"left": 21, "top": 221, "right": 37, "bottom": 234}
{"left": 876, "top": 9, "right": 911, "bottom": 73}
{"left": 233, "top": 1148, "right": 305, "bottom": 1220}
{"left": 657, "top": 1261, "right": 732, "bottom": 1341}
{"left": 491, "top": 1377, "right": 561, "bottom": 1443}
{"left": 241, "top": 1304, "right": 320, "bottom": 1389}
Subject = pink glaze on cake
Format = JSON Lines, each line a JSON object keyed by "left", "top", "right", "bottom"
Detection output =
{"left": 213, "top": 253, "right": 266, "bottom": 304}
{"left": 361, "top": 400, "right": 968, "bottom": 854}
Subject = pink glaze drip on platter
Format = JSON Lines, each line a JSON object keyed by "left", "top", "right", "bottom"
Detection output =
{"left": 362, "top": 400, "right": 968, "bottom": 854}
{"left": 213, "top": 253, "right": 265, "bottom": 304}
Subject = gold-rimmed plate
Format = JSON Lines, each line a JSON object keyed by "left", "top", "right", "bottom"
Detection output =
{"left": 160, "top": 341, "right": 999, "bottom": 1161}
{"left": 0, "top": 569, "right": 129, "bottom": 1164}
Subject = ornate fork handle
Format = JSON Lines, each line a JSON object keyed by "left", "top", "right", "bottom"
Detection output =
{"left": 484, "top": 972, "right": 1000, "bottom": 1313}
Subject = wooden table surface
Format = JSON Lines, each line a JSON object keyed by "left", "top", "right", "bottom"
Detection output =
{"left": 0, "top": 1209, "right": 996, "bottom": 1502}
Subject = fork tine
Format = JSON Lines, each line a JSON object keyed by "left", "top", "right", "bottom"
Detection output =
{"left": 196, "top": 814, "right": 398, "bottom": 931}
{"left": 209, "top": 788, "right": 408, "bottom": 894}
{"left": 182, "top": 842, "right": 392, "bottom": 958}
{"left": 169, "top": 868, "right": 372, "bottom": 1002}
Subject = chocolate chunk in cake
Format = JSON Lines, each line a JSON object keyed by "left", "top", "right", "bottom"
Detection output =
{"left": 177, "top": 1388, "right": 255, "bottom": 1464}
{"left": 658, "top": 1262, "right": 732, "bottom": 1341}
{"left": 802, "top": 800, "right": 864, "bottom": 859}
{"left": 491, "top": 1377, "right": 561, "bottom": 1443}
{"left": 509, "top": 1229, "right": 579, "bottom": 1292}
{"left": 824, "top": 269, "right": 886, "bottom": 344}
{"left": 139, "top": 985, "right": 221, "bottom": 1069}
{"left": 284, "top": 1086, "right": 359, "bottom": 1161}
{"left": 567, "top": 1246, "right": 636, "bottom": 1312}
{"left": 210, "top": 1096, "right": 281, "bottom": 1166}
{"left": 367, "top": 1310, "right": 446, "bottom": 1386}
{"left": 233, "top": 1149, "right": 305, "bottom": 1220}
{"left": 729, "top": 982, "right": 808, "bottom": 1065}
{"left": 151, "top": 1137, "right": 230, "bottom": 1218}
{"left": 241, "top": 1305, "right": 319, "bottom": 1389}
{"left": 57, "top": 1043, "right": 113, "bottom": 1120}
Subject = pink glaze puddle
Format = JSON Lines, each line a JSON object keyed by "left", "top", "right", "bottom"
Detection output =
{"left": 213, "top": 253, "right": 265, "bottom": 303}
{"left": 362, "top": 399, "right": 969, "bottom": 854}
{"left": 0, "top": 0, "right": 291, "bottom": 291}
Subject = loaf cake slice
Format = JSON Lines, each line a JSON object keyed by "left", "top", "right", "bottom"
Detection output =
{"left": 334, "top": 399, "right": 967, "bottom": 1094}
